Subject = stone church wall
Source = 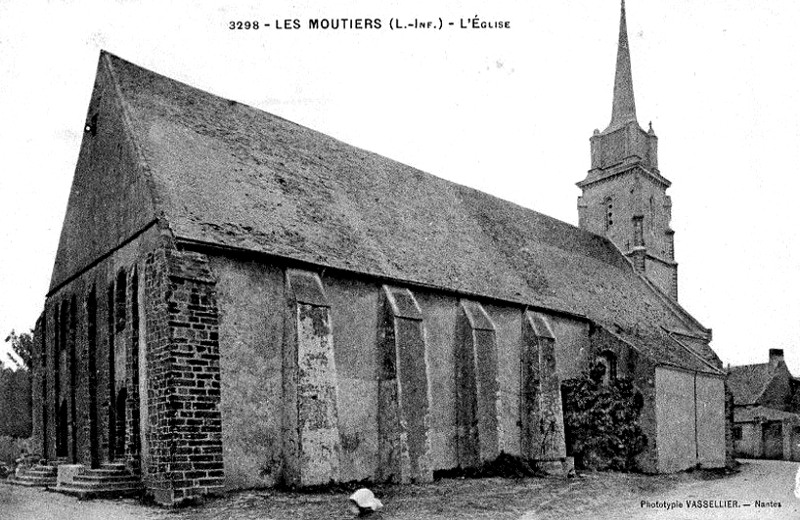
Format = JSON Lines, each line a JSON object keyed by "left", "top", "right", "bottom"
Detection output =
{"left": 35, "top": 226, "right": 162, "bottom": 468}
{"left": 205, "top": 252, "right": 570, "bottom": 489}
{"left": 549, "top": 316, "right": 591, "bottom": 381}
{"left": 207, "top": 256, "right": 285, "bottom": 490}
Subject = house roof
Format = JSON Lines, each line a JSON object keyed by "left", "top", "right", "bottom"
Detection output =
{"left": 51, "top": 51, "right": 720, "bottom": 374}
{"left": 734, "top": 405, "right": 800, "bottom": 424}
{"left": 728, "top": 364, "right": 773, "bottom": 406}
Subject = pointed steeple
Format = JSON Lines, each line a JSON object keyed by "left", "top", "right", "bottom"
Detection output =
{"left": 609, "top": 0, "right": 637, "bottom": 128}
{"left": 578, "top": 1, "right": 678, "bottom": 301}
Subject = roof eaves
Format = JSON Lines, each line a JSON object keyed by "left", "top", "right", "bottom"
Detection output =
{"left": 174, "top": 235, "right": 593, "bottom": 322}
{"left": 665, "top": 329, "right": 725, "bottom": 376}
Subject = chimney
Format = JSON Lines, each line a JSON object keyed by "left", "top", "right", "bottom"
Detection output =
{"left": 769, "top": 349, "right": 784, "bottom": 369}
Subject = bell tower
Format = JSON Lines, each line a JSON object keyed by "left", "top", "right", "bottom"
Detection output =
{"left": 577, "top": 0, "right": 678, "bottom": 300}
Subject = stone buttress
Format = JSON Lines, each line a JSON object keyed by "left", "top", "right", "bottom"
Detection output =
{"left": 377, "top": 286, "right": 433, "bottom": 483}
{"left": 282, "top": 269, "right": 341, "bottom": 486}
{"left": 143, "top": 248, "right": 224, "bottom": 504}
{"left": 520, "top": 311, "right": 567, "bottom": 472}
{"left": 455, "top": 300, "right": 501, "bottom": 468}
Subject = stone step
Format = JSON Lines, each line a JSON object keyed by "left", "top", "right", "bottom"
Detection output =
{"left": 81, "top": 468, "right": 129, "bottom": 477}
{"left": 31, "top": 465, "right": 58, "bottom": 473}
{"left": 73, "top": 474, "right": 140, "bottom": 484}
{"left": 53, "top": 484, "right": 144, "bottom": 500}
{"left": 99, "top": 463, "right": 127, "bottom": 471}
{"left": 25, "top": 470, "right": 57, "bottom": 477}
{"left": 6, "top": 475, "right": 57, "bottom": 487}
{"left": 42, "top": 459, "right": 70, "bottom": 466}
{"left": 59, "top": 479, "right": 142, "bottom": 491}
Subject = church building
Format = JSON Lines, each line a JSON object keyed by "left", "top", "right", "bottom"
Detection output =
{"left": 26, "top": 2, "right": 726, "bottom": 505}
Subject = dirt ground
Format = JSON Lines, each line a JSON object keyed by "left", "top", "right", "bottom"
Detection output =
{"left": 1, "top": 460, "right": 798, "bottom": 520}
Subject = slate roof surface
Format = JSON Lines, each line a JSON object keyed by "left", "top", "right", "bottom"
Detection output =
{"left": 83, "top": 52, "right": 719, "bottom": 372}
{"left": 727, "top": 364, "right": 773, "bottom": 406}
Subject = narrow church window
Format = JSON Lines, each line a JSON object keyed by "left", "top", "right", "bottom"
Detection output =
{"left": 57, "top": 400, "right": 68, "bottom": 457}
{"left": 59, "top": 301, "right": 68, "bottom": 352}
{"left": 116, "top": 269, "right": 126, "bottom": 332}
{"left": 597, "top": 350, "right": 617, "bottom": 386}
{"left": 633, "top": 217, "right": 644, "bottom": 247}
{"left": 53, "top": 303, "right": 61, "bottom": 458}
{"left": 54, "top": 303, "right": 60, "bottom": 353}
{"left": 649, "top": 196, "right": 655, "bottom": 231}
{"left": 604, "top": 197, "right": 613, "bottom": 229}
{"left": 69, "top": 296, "right": 78, "bottom": 462}
{"left": 130, "top": 267, "right": 140, "bottom": 385}
{"left": 87, "top": 287, "right": 99, "bottom": 467}
{"left": 107, "top": 283, "right": 116, "bottom": 460}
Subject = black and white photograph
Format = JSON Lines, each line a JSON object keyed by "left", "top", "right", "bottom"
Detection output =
{"left": 1, "top": 1, "right": 799, "bottom": 518}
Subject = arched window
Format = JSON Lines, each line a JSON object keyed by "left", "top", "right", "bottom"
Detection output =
{"left": 596, "top": 350, "right": 617, "bottom": 386}
{"left": 59, "top": 301, "right": 69, "bottom": 352}
{"left": 649, "top": 195, "right": 655, "bottom": 231}
{"left": 115, "top": 268, "right": 126, "bottom": 332}
{"left": 604, "top": 197, "right": 614, "bottom": 230}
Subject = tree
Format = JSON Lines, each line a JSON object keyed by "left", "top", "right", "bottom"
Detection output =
{"left": 4, "top": 330, "right": 33, "bottom": 370}
{"left": 561, "top": 362, "right": 647, "bottom": 471}
{"left": 1, "top": 329, "right": 33, "bottom": 438}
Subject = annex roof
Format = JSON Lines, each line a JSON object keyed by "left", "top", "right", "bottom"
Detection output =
{"left": 734, "top": 405, "right": 800, "bottom": 424}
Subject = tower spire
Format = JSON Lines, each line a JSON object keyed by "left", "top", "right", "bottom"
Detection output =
{"left": 610, "top": 0, "right": 637, "bottom": 128}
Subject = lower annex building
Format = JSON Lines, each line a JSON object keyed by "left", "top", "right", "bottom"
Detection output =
{"left": 729, "top": 349, "right": 800, "bottom": 461}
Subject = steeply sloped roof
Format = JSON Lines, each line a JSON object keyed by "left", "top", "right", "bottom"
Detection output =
{"left": 52, "top": 51, "right": 720, "bottom": 373}
{"left": 728, "top": 364, "right": 773, "bottom": 406}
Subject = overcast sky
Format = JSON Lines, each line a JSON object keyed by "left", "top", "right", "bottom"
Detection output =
{"left": 1, "top": 0, "right": 798, "bottom": 373}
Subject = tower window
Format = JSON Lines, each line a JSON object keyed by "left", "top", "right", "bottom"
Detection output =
{"left": 604, "top": 197, "right": 613, "bottom": 229}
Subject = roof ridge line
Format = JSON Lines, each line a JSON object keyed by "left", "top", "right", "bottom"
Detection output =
{"left": 632, "top": 255, "right": 710, "bottom": 338}
{"left": 601, "top": 230, "right": 710, "bottom": 337}
{"left": 100, "top": 51, "right": 171, "bottom": 231}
